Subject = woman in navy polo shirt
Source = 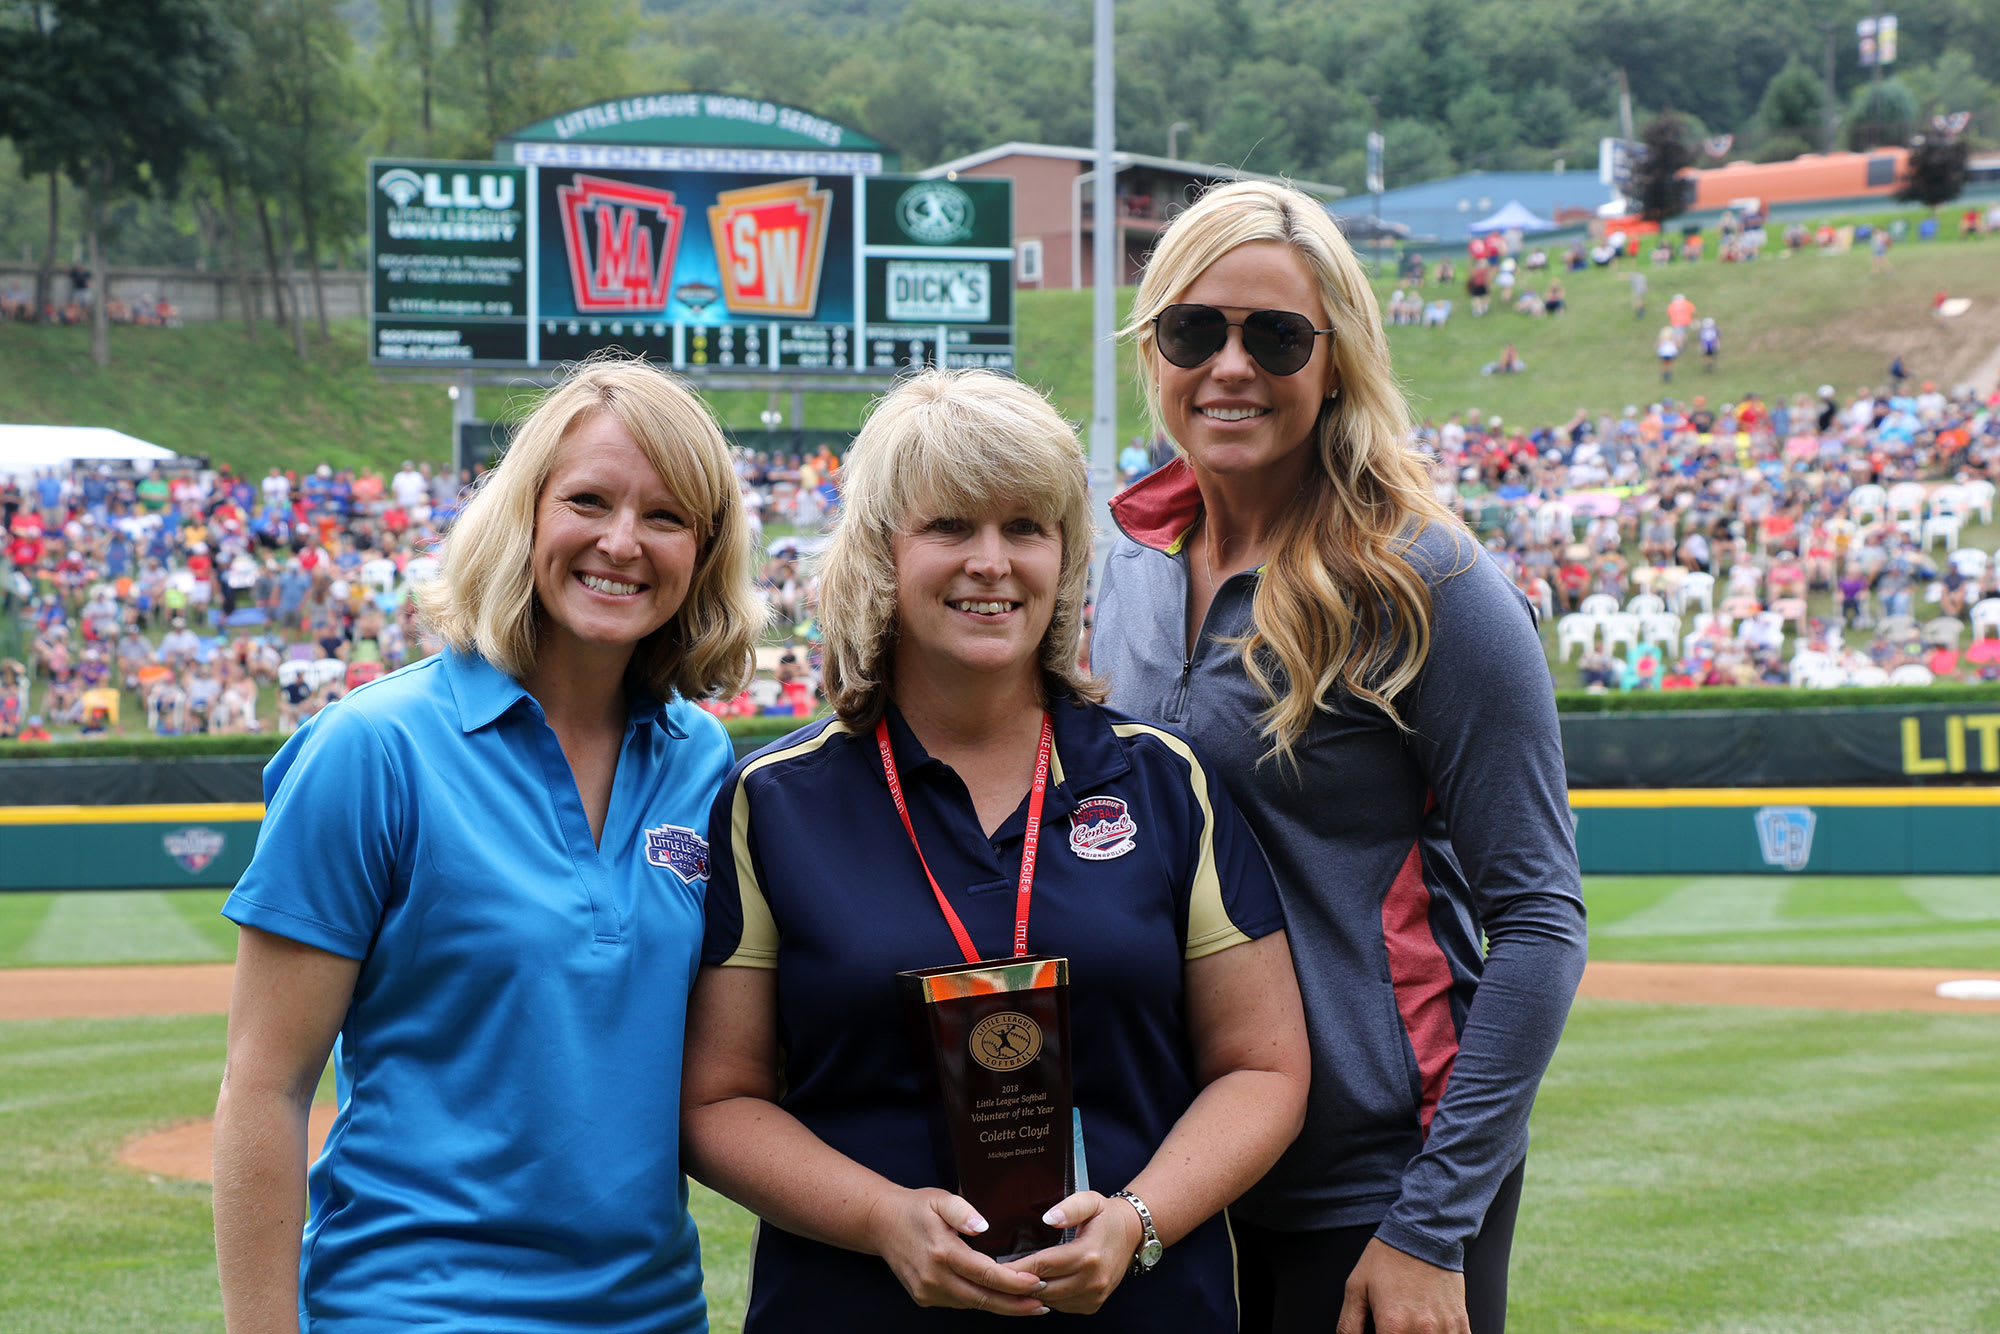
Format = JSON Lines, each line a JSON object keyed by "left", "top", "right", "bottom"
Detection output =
{"left": 212, "top": 354, "right": 763, "bottom": 1333}
{"left": 685, "top": 368, "right": 1309, "bottom": 1329}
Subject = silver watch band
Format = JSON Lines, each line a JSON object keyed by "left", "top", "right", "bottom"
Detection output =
{"left": 1110, "top": 1189, "right": 1163, "bottom": 1275}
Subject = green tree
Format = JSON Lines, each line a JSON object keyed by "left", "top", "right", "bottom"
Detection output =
{"left": 1447, "top": 85, "right": 1520, "bottom": 170}
{"left": 1756, "top": 58, "right": 1824, "bottom": 138}
{"left": 0, "top": 0, "right": 233, "bottom": 365}
{"left": 1516, "top": 86, "right": 1579, "bottom": 151}
{"left": 1846, "top": 78, "right": 1917, "bottom": 151}
{"left": 1632, "top": 110, "right": 1693, "bottom": 223}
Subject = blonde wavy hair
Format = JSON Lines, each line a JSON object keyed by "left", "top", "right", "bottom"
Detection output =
{"left": 818, "top": 368, "right": 1106, "bottom": 729}
{"left": 415, "top": 352, "right": 761, "bottom": 702}
{"left": 1123, "top": 180, "right": 1462, "bottom": 758}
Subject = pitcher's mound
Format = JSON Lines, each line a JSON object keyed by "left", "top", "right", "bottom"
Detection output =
{"left": 121, "top": 1104, "right": 337, "bottom": 1182}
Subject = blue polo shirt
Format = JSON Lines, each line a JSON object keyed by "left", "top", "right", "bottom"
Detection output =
{"left": 702, "top": 698, "right": 1285, "bottom": 1331}
{"left": 225, "top": 648, "right": 728, "bottom": 1334}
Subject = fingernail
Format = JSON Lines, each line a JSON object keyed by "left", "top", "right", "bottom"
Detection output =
{"left": 966, "top": 1212, "right": 988, "bottom": 1233}
{"left": 1041, "top": 1207, "right": 1066, "bottom": 1226}
{"left": 1033, "top": 1306, "right": 1051, "bottom": 1316}
{"left": 1035, "top": 1281, "right": 1048, "bottom": 1293}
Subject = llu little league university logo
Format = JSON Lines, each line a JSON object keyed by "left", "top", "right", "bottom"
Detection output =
{"left": 1068, "top": 796, "right": 1138, "bottom": 861}
{"left": 163, "top": 827, "right": 226, "bottom": 874}
{"left": 644, "top": 824, "right": 710, "bottom": 885}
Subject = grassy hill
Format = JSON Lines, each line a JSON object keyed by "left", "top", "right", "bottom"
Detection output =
{"left": 1, "top": 207, "right": 1994, "bottom": 475}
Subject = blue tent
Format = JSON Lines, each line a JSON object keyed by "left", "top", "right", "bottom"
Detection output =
{"left": 1468, "top": 200, "right": 1557, "bottom": 235}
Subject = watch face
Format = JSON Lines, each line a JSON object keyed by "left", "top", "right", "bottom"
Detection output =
{"left": 1139, "top": 1237, "right": 1165, "bottom": 1268}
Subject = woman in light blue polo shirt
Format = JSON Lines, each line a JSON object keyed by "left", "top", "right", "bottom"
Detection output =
{"left": 212, "top": 353, "right": 763, "bottom": 1333}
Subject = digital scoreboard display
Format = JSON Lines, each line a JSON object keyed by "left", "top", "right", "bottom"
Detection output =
{"left": 370, "top": 161, "right": 1013, "bottom": 375}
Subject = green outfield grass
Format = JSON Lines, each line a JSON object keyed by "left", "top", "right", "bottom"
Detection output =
{"left": 2, "top": 878, "right": 1996, "bottom": 1331}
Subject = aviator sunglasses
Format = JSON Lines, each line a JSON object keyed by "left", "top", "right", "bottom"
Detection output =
{"left": 1153, "top": 303, "right": 1336, "bottom": 377}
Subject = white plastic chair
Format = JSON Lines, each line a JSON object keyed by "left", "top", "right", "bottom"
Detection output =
{"left": 1928, "top": 485, "right": 1968, "bottom": 520}
{"left": 1887, "top": 482, "right": 1928, "bottom": 523}
{"left": 1947, "top": 548, "right": 1989, "bottom": 579}
{"left": 1674, "top": 571, "right": 1715, "bottom": 615}
{"left": 1847, "top": 665, "right": 1889, "bottom": 686}
{"left": 1556, "top": 613, "right": 1598, "bottom": 662}
{"left": 1626, "top": 593, "right": 1666, "bottom": 617}
{"left": 1971, "top": 598, "right": 2000, "bottom": 641}
{"left": 1641, "top": 611, "right": 1682, "bottom": 646}
{"left": 1578, "top": 593, "right": 1620, "bottom": 619}
{"left": 1531, "top": 502, "right": 1575, "bottom": 545}
{"left": 1726, "top": 563, "right": 1764, "bottom": 596}
{"left": 1787, "top": 649, "right": 1829, "bottom": 687}
{"left": 1922, "top": 616, "right": 1965, "bottom": 648}
{"left": 1601, "top": 612, "right": 1641, "bottom": 657}
{"left": 1961, "top": 478, "right": 1994, "bottom": 525}
{"left": 1846, "top": 483, "right": 1887, "bottom": 525}
{"left": 309, "top": 657, "right": 348, "bottom": 691}
{"left": 1887, "top": 664, "right": 1935, "bottom": 686}
{"left": 1922, "top": 513, "right": 1961, "bottom": 552}
{"left": 1804, "top": 665, "right": 1849, "bottom": 689}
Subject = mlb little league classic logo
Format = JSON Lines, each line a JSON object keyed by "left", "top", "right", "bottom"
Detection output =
{"left": 163, "top": 827, "right": 227, "bottom": 875}
{"left": 645, "top": 824, "right": 710, "bottom": 885}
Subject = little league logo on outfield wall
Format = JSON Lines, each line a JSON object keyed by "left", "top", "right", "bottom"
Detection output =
{"left": 1754, "top": 807, "right": 1816, "bottom": 872}
{"left": 163, "top": 827, "right": 227, "bottom": 875}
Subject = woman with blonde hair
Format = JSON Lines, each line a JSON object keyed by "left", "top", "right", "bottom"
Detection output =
{"left": 1094, "top": 180, "right": 1587, "bottom": 1334}
{"left": 213, "top": 352, "right": 761, "bottom": 1333}
{"left": 685, "top": 367, "right": 1309, "bottom": 1329}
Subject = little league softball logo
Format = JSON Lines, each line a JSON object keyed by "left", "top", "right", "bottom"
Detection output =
{"left": 969, "top": 1011, "right": 1042, "bottom": 1073}
{"left": 163, "top": 827, "right": 226, "bottom": 875}
{"left": 1068, "top": 796, "right": 1137, "bottom": 861}
{"left": 644, "top": 824, "right": 710, "bottom": 885}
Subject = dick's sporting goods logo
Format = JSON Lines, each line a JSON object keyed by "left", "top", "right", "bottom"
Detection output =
{"left": 558, "top": 174, "right": 687, "bottom": 314}
{"left": 708, "top": 178, "right": 832, "bottom": 318}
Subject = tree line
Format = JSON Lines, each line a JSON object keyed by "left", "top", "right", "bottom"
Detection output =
{"left": 2, "top": 0, "right": 1995, "bottom": 365}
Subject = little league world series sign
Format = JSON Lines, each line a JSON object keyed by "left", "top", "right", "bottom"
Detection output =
{"left": 370, "top": 99, "right": 1013, "bottom": 375}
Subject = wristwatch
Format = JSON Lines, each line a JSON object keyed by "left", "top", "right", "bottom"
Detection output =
{"left": 1110, "top": 1190, "right": 1163, "bottom": 1275}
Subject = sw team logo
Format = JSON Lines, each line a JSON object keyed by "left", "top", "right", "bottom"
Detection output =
{"left": 1754, "top": 806, "right": 1816, "bottom": 872}
{"left": 1069, "top": 796, "right": 1138, "bottom": 861}
{"left": 163, "top": 827, "right": 226, "bottom": 875}
{"left": 645, "top": 824, "right": 710, "bottom": 885}
{"left": 708, "top": 178, "right": 832, "bottom": 318}
{"left": 557, "top": 174, "right": 687, "bottom": 314}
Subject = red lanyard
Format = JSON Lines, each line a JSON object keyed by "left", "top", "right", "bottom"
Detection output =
{"left": 876, "top": 712, "right": 1053, "bottom": 965}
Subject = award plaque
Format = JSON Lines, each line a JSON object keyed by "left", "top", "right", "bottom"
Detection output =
{"left": 900, "top": 954, "right": 1075, "bottom": 1260}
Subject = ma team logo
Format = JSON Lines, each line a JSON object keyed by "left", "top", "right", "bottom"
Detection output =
{"left": 1069, "top": 795, "right": 1137, "bottom": 861}
{"left": 557, "top": 174, "right": 687, "bottom": 314}
{"left": 645, "top": 824, "right": 710, "bottom": 885}
{"left": 163, "top": 827, "right": 226, "bottom": 874}
{"left": 708, "top": 177, "right": 832, "bottom": 318}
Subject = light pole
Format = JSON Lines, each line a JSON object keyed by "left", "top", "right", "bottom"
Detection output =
{"left": 1168, "top": 121, "right": 1190, "bottom": 161}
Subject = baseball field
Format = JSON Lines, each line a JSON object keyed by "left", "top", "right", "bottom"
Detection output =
{"left": 2, "top": 877, "right": 1997, "bottom": 1332}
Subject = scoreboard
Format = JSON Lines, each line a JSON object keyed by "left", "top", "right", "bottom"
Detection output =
{"left": 370, "top": 160, "right": 1013, "bottom": 376}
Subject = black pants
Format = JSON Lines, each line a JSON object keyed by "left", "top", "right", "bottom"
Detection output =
{"left": 1234, "top": 1160, "right": 1525, "bottom": 1334}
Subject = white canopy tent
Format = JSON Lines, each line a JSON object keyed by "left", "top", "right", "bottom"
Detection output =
{"left": 1467, "top": 200, "right": 1557, "bottom": 235}
{"left": 0, "top": 424, "right": 181, "bottom": 479}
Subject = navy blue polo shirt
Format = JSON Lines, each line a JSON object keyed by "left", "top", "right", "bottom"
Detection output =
{"left": 225, "top": 648, "right": 726, "bottom": 1333}
{"left": 702, "top": 698, "right": 1285, "bottom": 1331}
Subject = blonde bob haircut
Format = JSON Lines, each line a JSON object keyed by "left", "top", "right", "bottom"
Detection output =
{"left": 819, "top": 367, "right": 1106, "bottom": 729}
{"left": 416, "top": 351, "right": 761, "bottom": 702}
{"left": 1123, "top": 180, "right": 1461, "bottom": 759}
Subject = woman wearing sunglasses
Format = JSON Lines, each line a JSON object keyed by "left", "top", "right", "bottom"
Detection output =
{"left": 1094, "top": 180, "right": 1586, "bottom": 1334}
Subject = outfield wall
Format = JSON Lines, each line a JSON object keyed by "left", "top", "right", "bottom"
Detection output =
{"left": 5, "top": 713, "right": 1999, "bottom": 887}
